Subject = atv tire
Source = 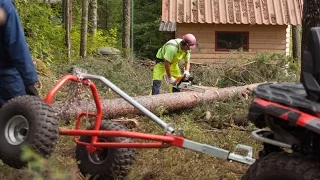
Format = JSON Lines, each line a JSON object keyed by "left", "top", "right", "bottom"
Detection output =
{"left": 242, "top": 152, "right": 320, "bottom": 180}
{"left": 0, "top": 95, "right": 59, "bottom": 169}
{"left": 76, "top": 120, "right": 136, "bottom": 180}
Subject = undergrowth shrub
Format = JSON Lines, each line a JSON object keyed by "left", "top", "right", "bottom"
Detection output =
{"left": 6, "top": 145, "right": 76, "bottom": 180}
{"left": 16, "top": 0, "right": 66, "bottom": 64}
{"left": 218, "top": 52, "right": 300, "bottom": 87}
{"left": 191, "top": 52, "right": 300, "bottom": 88}
{"left": 16, "top": 0, "right": 119, "bottom": 67}
{"left": 71, "top": 27, "right": 119, "bottom": 58}
{"left": 184, "top": 95, "right": 253, "bottom": 129}
{"left": 53, "top": 57, "right": 153, "bottom": 98}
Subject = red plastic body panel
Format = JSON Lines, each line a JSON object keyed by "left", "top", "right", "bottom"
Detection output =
{"left": 253, "top": 98, "right": 320, "bottom": 134}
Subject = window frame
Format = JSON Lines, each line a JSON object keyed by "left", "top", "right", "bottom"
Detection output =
{"left": 215, "top": 31, "right": 250, "bottom": 52}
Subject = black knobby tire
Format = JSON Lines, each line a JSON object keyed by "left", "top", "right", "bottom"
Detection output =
{"left": 242, "top": 152, "right": 320, "bottom": 180}
{"left": 76, "top": 120, "right": 136, "bottom": 180}
{"left": 0, "top": 95, "right": 59, "bottom": 169}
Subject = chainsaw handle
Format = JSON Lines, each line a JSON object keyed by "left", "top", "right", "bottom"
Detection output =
{"left": 176, "top": 75, "right": 186, "bottom": 86}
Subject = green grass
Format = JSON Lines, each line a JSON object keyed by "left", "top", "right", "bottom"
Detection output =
{"left": 0, "top": 115, "right": 261, "bottom": 180}
{"left": 0, "top": 97, "right": 261, "bottom": 180}
{"left": 126, "top": 112, "right": 261, "bottom": 180}
{"left": 0, "top": 52, "right": 300, "bottom": 179}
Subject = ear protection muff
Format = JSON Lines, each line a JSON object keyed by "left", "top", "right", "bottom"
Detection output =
{"left": 181, "top": 39, "right": 188, "bottom": 46}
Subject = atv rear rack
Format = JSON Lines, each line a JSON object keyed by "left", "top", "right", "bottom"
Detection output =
{"left": 44, "top": 71, "right": 255, "bottom": 165}
{"left": 251, "top": 129, "right": 292, "bottom": 148}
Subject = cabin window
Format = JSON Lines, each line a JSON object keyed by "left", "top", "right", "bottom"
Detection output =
{"left": 215, "top": 31, "right": 249, "bottom": 52}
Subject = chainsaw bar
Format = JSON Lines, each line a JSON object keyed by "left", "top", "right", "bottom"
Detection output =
{"left": 176, "top": 82, "right": 205, "bottom": 93}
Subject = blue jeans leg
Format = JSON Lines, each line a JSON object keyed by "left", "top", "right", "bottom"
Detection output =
{"left": 0, "top": 70, "right": 26, "bottom": 107}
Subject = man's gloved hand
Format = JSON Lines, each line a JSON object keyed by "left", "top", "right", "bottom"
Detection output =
{"left": 168, "top": 76, "right": 177, "bottom": 84}
{"left": 183, "top": 71, "right": 190, "bottom": 80}
{"left": 25, "top": 84, "right": 39, "bottom": 96}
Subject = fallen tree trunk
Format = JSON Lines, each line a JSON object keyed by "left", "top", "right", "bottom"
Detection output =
{"left": 52, "top": 83, "right": 262, "bottom": 121}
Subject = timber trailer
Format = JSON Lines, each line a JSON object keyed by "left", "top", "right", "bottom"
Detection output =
{"left": 0, "top": 69, "right": 255, "bottom": 178}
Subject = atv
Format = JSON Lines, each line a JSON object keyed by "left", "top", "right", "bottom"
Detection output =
{"left": 242, "top": 27, "right": 320, "bottom": 180}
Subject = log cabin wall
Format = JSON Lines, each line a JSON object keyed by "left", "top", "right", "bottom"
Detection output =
{"left": 176, "top": 23, "right": 287, "bottom": 63}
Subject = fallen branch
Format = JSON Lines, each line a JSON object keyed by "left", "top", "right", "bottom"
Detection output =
{"left": 221, "top": 75, "right": 245, "bottom": 85}
{"left": 226, "top": 61, "right": 256, "bottom": 72}
{"left": 222, "top": 122, "right": 250, "bottom": 132}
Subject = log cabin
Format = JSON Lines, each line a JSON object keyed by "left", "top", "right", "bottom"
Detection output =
{"left": 159, "top": 0, "right": 303, "bottom": 63}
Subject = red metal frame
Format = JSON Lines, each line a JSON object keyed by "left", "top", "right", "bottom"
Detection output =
{"left": 44, "top": 74, "right": 185, "bottom": 152}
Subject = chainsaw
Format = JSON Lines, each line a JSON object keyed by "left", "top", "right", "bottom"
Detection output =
{"left": 174, "top": 75, "right": 205, "bottom": 93}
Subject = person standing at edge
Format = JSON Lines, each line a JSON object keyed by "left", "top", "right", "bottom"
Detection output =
{"left": 0, "top": 0, "right": 39, "bottom": 107}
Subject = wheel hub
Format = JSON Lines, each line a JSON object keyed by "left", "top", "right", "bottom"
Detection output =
{"left": 4, "top": 115, "right": 29, "bottom": 145}
{"left": 87, "top": 139, "right": 109, "bottom": 164}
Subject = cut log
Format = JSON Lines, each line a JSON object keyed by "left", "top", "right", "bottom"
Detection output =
{"left": 52, "top": 83, "right": 262, "bottom": 121}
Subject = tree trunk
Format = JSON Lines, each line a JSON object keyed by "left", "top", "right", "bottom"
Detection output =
{"left": 301, "top": 1, "right": 320, "bottom": 53}
{"left": 97, "top": 0, "right": 107, "bottom": 30}
{"left": 88, "top": 0, "right": 97, "bottom": 36}
{"left": 122, "top": 0, "right": 130, "bottom": 58}
{"left": 80, "top": 0, "right": 89, "bottom": 58}
{"left": 52, "top": 83, "right": 261, "bottom": 121}
{"left": 292, "top": 25, "right": 301, "bottom": 61}
{"left": 63, "top": 0, "right": 72, "bottom": 60}
{"left": 300, "top": 0, "right": 320, "bottom": 82}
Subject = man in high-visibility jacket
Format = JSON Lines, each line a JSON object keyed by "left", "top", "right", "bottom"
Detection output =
{"left": 0, "top": 0, "right": 39, "bottom": 107}
{"left": 151, "top": 33, "right": 197, "bottom": 95}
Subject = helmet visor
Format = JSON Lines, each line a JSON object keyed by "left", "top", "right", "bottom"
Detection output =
{"left": 186, "top": 41, "right": 196, "bottom": 49}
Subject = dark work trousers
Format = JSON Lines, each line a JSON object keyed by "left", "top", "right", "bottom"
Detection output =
{"left": 151, "top": 80, "right": 161, "bottom": 95}
{"left": 151, "top": 58, "right": 181, "bottom": 95}
{"left": 151, "top": 80, "right": 180, "bottom": 95}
